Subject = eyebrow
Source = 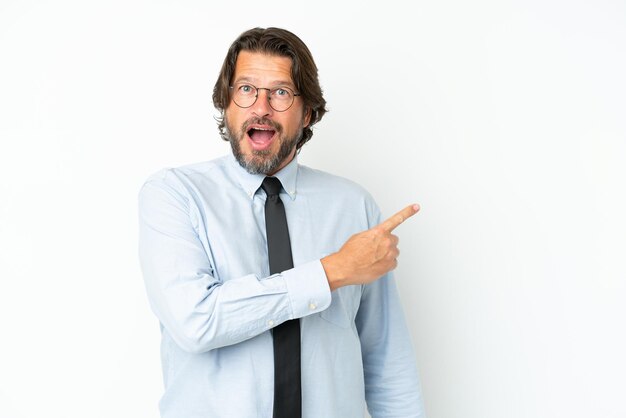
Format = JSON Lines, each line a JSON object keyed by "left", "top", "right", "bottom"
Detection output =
{"left": 233, "top": 77, "right": 296, "bottom": 90}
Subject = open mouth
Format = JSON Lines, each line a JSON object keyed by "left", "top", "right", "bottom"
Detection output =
{"left": 246, "top": 126, "right": 277, "bottom": 150}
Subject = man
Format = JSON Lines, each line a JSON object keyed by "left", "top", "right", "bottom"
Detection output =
{"left": 139, "top": 27, "right": 425, "bottom": 418}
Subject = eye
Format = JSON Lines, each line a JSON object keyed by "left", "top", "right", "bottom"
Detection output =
{"left": 273, "top": 88, "right": 291, "bottom": 98}
{"left": 238, "top": 84, "right": 255, "bottom": 95}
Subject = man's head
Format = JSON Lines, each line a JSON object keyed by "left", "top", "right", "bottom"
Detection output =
{"left": 213, "top": 27, "right": 327, "bottom": 175}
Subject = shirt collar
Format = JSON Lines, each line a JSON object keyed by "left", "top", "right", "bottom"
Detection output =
{"left": 227, "top": 153, "right": 299, "bottom": 201}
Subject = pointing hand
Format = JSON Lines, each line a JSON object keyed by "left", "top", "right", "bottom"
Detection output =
{"left": 321, "top": 204, "right": 420, "bottom": 290}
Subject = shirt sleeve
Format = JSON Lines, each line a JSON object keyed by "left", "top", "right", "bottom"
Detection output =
{"left": 138, "top": 173, "right": 331, "bottom": 354}
{"left": 356, "top": 203, "right": 426, "bottom": 417}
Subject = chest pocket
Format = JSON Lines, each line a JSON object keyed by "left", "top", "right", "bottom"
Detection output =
{"left": 319, "top": 285, "right": 361, "bottom": 328}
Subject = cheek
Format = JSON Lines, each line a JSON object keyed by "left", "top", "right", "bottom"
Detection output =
{"left": 225, "top": 108, "right": 244, "bottom": 131}
{"left": 281, "top": 114, "right": 306, "bottom": 133}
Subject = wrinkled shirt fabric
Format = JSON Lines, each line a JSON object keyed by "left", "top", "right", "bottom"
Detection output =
{"left": 138, "top": 154, "right": 425, "bottom": 418}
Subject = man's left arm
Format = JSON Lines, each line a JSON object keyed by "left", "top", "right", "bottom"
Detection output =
{"left": 355, "top": 272, "right": 426, "bottom": 417}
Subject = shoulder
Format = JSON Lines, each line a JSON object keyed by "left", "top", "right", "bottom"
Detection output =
{"left": 297, "top": 164, "right": 382, "bottom": 225}
{"left": 298, "top": 164, "right": 370, "bottom": 196}
{"left": 142, "top": 156, "right": 229, "bottom": 188}
{"left": 138, "top": 156, "right": 232, "bottom": 212}
{"left": 139, "top": 156, "right": 232, "bottom": 198}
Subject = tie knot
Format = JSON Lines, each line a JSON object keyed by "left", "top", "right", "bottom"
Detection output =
{"left": 261, "top": 176, "right": 283, "bottom": 197}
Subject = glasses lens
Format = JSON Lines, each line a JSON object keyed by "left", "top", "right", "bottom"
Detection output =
{"left": 269, "top": 87, "right": 294, "bottom": 112}
{"left": 232, "top": 84, "right": 257, "bottom": 108}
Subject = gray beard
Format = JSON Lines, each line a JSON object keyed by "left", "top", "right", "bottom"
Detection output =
{"left": 225, "top": 116, "right": 303, "bottom": 175}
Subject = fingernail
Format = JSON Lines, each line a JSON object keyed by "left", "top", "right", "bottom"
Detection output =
{"left": 413, "top": 204, "right": 420, "bottom": 211}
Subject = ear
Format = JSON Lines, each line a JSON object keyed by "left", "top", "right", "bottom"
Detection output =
{"left": 303, "top": 107, "right": 312, "bottom": 128}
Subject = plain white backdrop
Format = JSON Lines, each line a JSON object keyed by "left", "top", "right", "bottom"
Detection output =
{"left": 1, "top": 0, "right": 625, "bottom": 417}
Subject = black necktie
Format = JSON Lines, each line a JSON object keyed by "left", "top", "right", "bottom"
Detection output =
{"left": 261, "top": 176, "right": 302, "bottom": 418}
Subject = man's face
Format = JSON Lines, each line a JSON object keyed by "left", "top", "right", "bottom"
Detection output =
{"left": 224, "top": 50, "right": 311, "bottom": 175}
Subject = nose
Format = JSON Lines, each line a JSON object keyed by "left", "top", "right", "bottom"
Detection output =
{"left": 250, "top": 88, "right": 274, "bottom": 118}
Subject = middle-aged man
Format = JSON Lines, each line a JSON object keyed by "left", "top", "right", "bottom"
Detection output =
{"left": 139, "top": 27, "right": 425, "bottom": 418}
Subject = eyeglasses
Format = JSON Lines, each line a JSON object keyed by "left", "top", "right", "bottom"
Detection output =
{"left": 229, "top": 83, "right": 301, "bottom": 112}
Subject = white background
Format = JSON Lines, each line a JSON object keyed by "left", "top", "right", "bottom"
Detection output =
{"left": 1, "top": 0, "right": 625, "bottom": 417}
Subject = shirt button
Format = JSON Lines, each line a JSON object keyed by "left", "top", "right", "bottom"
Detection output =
{"left": 309, "top": 303, "right": 317, "bottom": 310}
{"left": 268, "top": 320, "right": 274, "bottom": 326}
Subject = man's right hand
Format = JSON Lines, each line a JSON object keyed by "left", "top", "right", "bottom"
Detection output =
{"left": 321, "top": 204, "right": 420, "bottom": 290}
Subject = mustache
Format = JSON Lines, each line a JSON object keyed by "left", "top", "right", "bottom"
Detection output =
{"left": 242, "top": 117, "right": 283, "bottom": 134}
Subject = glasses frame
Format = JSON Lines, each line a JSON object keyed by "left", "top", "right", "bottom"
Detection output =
{"left": 229, "top": 83, "right": 302, "bottom": 112}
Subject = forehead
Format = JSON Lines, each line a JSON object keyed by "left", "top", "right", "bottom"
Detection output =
{"left": 233, "top": 50, "right": 294, "bottom": 85}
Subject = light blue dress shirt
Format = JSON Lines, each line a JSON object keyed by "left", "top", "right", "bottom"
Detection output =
{"left": 138, "top": 154, "right": 425, "bottom": 418}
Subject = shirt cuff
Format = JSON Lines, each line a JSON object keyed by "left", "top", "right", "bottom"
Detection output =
{"left": 282, "top": 259, "right": 332, "bottom": 319}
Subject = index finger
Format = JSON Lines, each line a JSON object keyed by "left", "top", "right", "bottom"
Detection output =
{"left": 378, "top": 204, "right": 420, "bottom": 232}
